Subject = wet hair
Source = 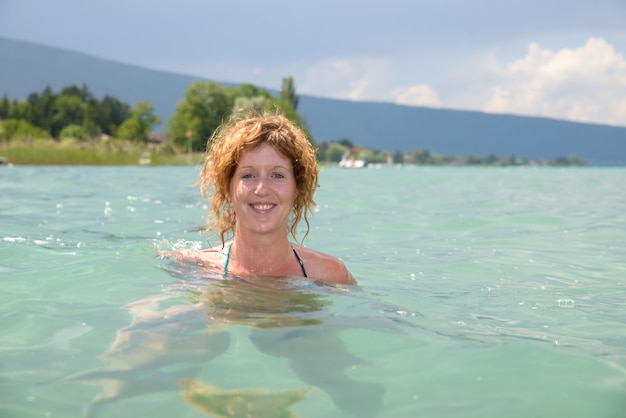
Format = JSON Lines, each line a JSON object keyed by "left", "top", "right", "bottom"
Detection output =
{"left": 200, "top": 110, "right": 319, "bottom": 246}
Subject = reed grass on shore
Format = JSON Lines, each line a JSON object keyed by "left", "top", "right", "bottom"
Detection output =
{"left": 0, "top": 138, "right": 205, "bottom": 166}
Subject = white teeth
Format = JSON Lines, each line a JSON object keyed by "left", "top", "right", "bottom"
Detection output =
{"left": 253, "top": 204, "right": 273, "bottom": 210}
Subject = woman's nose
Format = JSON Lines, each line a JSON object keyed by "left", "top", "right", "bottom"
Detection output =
{"left": 254, "top": 178, "right": 269, "bottom": 195}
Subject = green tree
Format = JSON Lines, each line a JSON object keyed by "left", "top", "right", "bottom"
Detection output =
{"left": 93, "top": 95, "right": 131, "bottom": 135}
{"left": 316, "top": 142, "right": 329, "bottom": 161}
{"left": 230, "top": 83, "right": 281, "bottom": 115}
{"left": 37, "top": 86, "right": 56, "bottom": 132}
{"left": 117, "top": 101, "right": 160, "bottom": 141}
{"left": 61, "top": 84, "right": 95, "bottom": 103}
{"left": 325, "top": 142, "right": 348, "bottom": 162}
{"left": 10, "top": 99, "right": 28, "bottom": 120}
{"left": 411, "top": 149, "right": 431, "bottom": 165}
{"left": 280, "top": 76, "right": 299, "bottom": 110}
{"left": 0, "top": 95, "right": 10, "bottom": 119}
{"left": 567, "top": 154, "right": 587, "bottom": 166}
{"left": 116, "top": 119, "right": 142, "bottom": 141}
{"left": 485, "top": 153, "right": 498, "bottom": 165}
{"left": 233, "top": 96, "right": 267, "bottom": 113}
{"left": 371, "top": 149, "right": 389, "bottom": 164}
{"left": 266, "top": 78, "right": 313, "bottom": 146}
{"left": 24, "top": 88, "right": 54, "bottom": 133}
{"left": 235, "top": 83, "right": 263, "bottom": 99}
{"left": 336, "top": 138, "right": 354, "bottom": 148}
{"left": 0, "top": 119, "right": 48, "bottom": 140}
{"left": 501, "top": 154, "right": 518, "bottom": 166}
{"left": 60, "top": 124, "right": 89, "bottom": 140}
{"left": 392, "top": 150, "right": 404, "bottom": 164}
{"left": 167, "top": 81, "right": 233, "bottom": 151}
{"left": 25, "top": 92, "right": 42, "bottom": 127}
{"left": 359, "top": 148, "right": 386, "bottom": 164}
{"left": 51, "top": 95, "right": 86, "bottom": 137}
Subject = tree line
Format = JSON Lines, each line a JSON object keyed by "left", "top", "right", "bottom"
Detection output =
{"left": 317, "top": 139, "right": 586, "bottom": 166}
{"left": 0, "top": 79, "right": 585, "bottom": 166}
{"left": 0, "top": 84, "right": 160, "bottom": 142}
{"left": 0, "top": 78, "right": 303, "bottom": 152}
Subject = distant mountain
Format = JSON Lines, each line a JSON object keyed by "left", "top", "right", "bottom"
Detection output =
{"left": 1, "top": 37, "right": 625, "bottom": 165}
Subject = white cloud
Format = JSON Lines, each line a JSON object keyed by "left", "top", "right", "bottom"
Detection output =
{"left": 298, "top": 57, "right": 392, "bottom": 101}
{"left": 294, "top": 38, "right": 626, "bottom": 127}
{"left": 483, "top": 37, "right": 626, "bottom": 126}
{"left": 391, "top": 84, "right": 441, "bottom": 107}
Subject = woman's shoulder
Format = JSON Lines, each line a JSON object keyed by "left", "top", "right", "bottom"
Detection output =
{"left": 294, "top": 244, "right": 357, "bottom": 285}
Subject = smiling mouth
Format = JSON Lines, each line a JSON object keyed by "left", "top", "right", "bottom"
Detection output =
{"left": 251, "top": 204, "right": 274, "bottom": 211}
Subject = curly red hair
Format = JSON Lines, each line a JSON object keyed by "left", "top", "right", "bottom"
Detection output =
{"left": 199, "top": 110, "right": 319, "bottom": 246}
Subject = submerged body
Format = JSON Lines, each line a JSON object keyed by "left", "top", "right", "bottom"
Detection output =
{"left": 71, "top": 261, "right": 384, "bottom": 418}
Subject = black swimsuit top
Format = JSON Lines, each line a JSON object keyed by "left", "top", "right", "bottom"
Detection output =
{"left": 223, "top": 245, "right": 308, "bottom": 278}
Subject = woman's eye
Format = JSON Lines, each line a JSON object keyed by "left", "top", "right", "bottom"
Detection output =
{"left": 242, "top": 173, "right": 254, "bottom": 179}
{"left": 272, "top": 173, "right": 285, "bottom": 179}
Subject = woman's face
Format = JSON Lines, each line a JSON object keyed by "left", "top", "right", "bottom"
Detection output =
{"left": 229, "top": 144, "right": 297, "bottom": 237}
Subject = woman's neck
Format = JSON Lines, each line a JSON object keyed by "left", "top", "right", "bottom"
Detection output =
{"left": 230, "top": 232, "right": 295, "bottom": 276}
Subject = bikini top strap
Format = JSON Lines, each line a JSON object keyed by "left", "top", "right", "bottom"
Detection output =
{"left": 222, "top": 244, "right": 232, "bottom": 278}
{"left": 291, "top": 246, "right": 308, "bottom": 278}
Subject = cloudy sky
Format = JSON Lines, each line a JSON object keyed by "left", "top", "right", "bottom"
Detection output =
{"left": 1, "top": 0, "right": 625, "bottom": 127}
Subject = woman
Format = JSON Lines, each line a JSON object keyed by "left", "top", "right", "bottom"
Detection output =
{"left": 177, "top": 110, "right": 356, "bottom": 285}
{"left": 75, "top": 113, "right": 384, "bottom": 417}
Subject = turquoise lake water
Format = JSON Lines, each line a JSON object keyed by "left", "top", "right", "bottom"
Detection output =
{"left": 1, "top": 165, "right": 625, "bottom": 418}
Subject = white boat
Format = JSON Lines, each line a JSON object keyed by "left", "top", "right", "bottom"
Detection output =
{"left": 338, "top": 151, "right": 366, "bottom": 168}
